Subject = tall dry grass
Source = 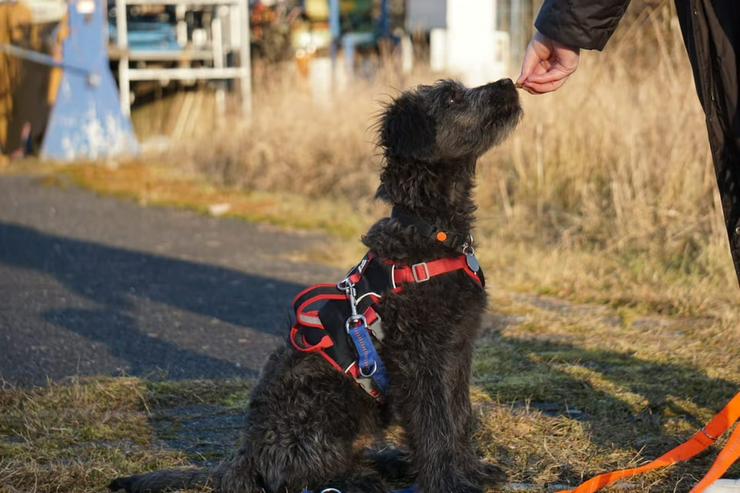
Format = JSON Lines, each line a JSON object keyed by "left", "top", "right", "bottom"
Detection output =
{"left": 491, "top": 9, "right": 717, "bottom": 260}
{"left": 151, "top": 1, "right": 737, "bottom": 316}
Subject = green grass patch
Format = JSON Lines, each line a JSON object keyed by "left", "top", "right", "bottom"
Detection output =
{"left": 0, "top": 378, "right": 252, "bottom": 493}
{"left": 146, "top": 379, "right": 251, "bottom": 409}
{"left": 50, "top": 162, "right": 369, "bottom": 241}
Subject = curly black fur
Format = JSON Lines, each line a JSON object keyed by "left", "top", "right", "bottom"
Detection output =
{"left": 109, "top": 78, "right": 522, "bottom": 493}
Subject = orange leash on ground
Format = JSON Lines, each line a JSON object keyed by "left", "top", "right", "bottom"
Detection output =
{"left": 564, "top": 392, "right": 740, "bottom": 493}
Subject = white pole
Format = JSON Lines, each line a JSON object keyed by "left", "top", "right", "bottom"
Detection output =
{"left": 510, "top": 0, "right": 524, "bottom": 70}
{"left": 238, "top": 0, "right": 251, "bottom": 117}
{"left": 212, "top": 8, "right": 226, "bottom": 113}
{"left": 116, "top": 0, "right": 131, "bottom": 115}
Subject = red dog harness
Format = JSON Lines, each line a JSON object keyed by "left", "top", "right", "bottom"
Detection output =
{"left": 289, "top": 251, "right": 484, "bottom": 399}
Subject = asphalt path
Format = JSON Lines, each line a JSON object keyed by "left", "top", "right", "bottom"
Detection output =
{"left": 0, "top": 175, "right": 340, "bottom": 386}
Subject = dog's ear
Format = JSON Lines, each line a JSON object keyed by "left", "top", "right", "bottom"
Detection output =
{"left": 380, "top": 93, "right": 435, "bottom": 161}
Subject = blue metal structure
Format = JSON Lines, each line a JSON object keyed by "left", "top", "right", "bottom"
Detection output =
{"left": 328, "top": 0, "right": 392, "bottom": 76}
{"left": 109, "top": 21, "right": 180, "bottom": 52}
{"left": 41, "top": 0, "right": 138, "bottom": 161}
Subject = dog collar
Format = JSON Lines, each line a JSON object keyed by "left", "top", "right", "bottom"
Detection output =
{"left": 390, "top": 205, "right": 472, "bottom": 251}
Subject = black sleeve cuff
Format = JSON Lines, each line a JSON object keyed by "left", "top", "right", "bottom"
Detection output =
{"left": 535, "top": 0, "right": 630, "bottom": 51}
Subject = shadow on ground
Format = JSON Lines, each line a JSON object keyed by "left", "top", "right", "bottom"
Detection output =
{"left": 2, "top": 221, "right": 737, "bottom": 489}
{"left": 0, "top": 222, "right": 309, "bottom": 382}
{"left": 474, "top": 319, "right": 739, "bottom": 487}
{"left": 136, "top": 325, "right": 738, "bottom": 488}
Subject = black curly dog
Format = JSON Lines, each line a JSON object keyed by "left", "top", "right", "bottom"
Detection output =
{"left": 110, "top": 78, "right": 522, "bottom": 493}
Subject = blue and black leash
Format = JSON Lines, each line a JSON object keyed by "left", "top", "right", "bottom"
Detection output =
{"left": 337, "top": 277, "right": 390, "bottom": 395}
{"left": 300, "top": 275, "right": 407, "bottom": 493}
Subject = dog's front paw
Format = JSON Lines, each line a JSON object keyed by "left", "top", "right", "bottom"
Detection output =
{"left": 365, "top": 447, "right": 415, "bottom": 483}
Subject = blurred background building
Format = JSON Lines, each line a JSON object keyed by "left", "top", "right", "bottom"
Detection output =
{"left": 0, "top": 0, "right": 540, "bottom": 161}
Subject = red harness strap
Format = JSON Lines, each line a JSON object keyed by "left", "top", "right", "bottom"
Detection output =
{"left": 390, "top": 256, "right": 482, "bottom": 287}
{"left": 289, "top": 252, "right": 483, "bottom": 398}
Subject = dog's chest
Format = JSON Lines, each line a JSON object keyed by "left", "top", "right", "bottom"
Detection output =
{"left": 378, "top": 276, "right": 487, "bottom": 347}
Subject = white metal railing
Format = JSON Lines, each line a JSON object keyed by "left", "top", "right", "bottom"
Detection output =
{"left": 113, "top": 0, "right": 252, "bottom": 115}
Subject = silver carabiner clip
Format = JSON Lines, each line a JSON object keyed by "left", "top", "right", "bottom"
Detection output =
{"left": 345, "top": 314, "right": 367, "bottom": 333}
{"left": 462, "top": 233, "right": 475, "bottom": 256}
{"left": 337, "top": 277, "right": 360, "bottom": 317}
{"left": 336, "top": 278, "right": 351, "bottom": 292}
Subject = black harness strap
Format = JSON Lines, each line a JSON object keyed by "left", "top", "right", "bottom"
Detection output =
{"left": 289, "top": 247, "right": 485, "bottom": 400}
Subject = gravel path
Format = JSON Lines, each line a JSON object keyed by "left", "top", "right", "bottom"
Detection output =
{"left": 0, "top": 176, "right": 341, "bottom": 386}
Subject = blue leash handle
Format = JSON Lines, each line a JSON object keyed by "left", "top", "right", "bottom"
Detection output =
{"left": 347, "top": 320, "right": 390, "bottom": 394}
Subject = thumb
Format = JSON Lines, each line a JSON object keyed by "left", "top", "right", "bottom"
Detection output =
{"left": 517, "top": 43, "right": 542, "bottom": 86}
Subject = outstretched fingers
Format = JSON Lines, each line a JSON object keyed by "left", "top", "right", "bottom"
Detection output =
{"left": 516, "top": 43, "right": 545, "bottom": 86}
{"left": 517, "top": 32, "right": 580, "bottom": 95}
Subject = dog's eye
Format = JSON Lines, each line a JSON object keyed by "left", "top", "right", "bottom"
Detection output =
{"left": 448, "top": 91, "right": 464, "bottom": 105}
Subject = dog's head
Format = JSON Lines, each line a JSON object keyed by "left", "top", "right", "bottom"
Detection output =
{"left": 379, "top": 78, "right": 521, "bottom": 162}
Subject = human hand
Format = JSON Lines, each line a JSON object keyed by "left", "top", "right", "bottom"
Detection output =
{"left": 516, "top": 31, "right": 580, "bottom": 94}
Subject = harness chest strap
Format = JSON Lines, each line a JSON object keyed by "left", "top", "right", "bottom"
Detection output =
{"left": 289, "top": 253, "right": 483, "bottom": 399}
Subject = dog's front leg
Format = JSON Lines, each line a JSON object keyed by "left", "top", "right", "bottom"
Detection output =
{"left": 448, "top": 336, "right": 506, "bottom": 487}
{"left": 449, "top": 336, "right": 475, "bottom": 452}
{"left": 393, "top": 354, "right": 481, "bottom": 493}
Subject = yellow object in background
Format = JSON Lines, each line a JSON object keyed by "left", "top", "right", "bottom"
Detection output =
{"left": 304, "top": 0, "right": 329, "bottom": 21}
{"left": 0, "top": 3, "right": 33, "bottom": 152}
{"left": 47, "top": 14, "right": 67, "bottom": 106}
{"left": 304, "top": 0, "right": 372, "bottom": 22}
{"left": 0, "top": 1, "right": 61, "bottom": 156}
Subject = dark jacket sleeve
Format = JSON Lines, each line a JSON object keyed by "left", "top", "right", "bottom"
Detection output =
{"left": 535, "top": 0, "right": 631, "bottom": 51}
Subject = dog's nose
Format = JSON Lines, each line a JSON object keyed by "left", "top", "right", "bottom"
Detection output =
{"left": 477, "top": 78, "right": 515, "bottom": 93}
{"left": 494, "top": 78, "right": 515, "bottom": 88}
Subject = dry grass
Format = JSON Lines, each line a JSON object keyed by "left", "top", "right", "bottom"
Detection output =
{"left": 0, "top": 378, "right": 187, "bottom": 493}
{"left": 0, "top": 378, "right": 254, "bottom": 493}
{"left": 1, "top": 299, "right": 737, "bottom": 493}
{"left": 2, "top": 2, "right": 739, "bottom": 492}
{"left": 9, "top": 3, "right": 736, "bottom": 320}
{"left": 137, "top": 2, "right": 736, "bottom": 320}
{"left": 472, "top": 4, "right": 736, "bottom": 318}
{"left": 44, "top": 163, "right": 370, "bottom": 239}
{"left": 468, "top": 283, "right": 740, "bottom": 491}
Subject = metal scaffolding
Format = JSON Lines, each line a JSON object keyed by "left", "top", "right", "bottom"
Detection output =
{"left": 113, "top": 0, "right": 252, "bottom": 116}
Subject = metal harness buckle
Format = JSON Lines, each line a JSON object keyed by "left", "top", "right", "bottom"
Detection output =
{"left": 411, "top": 262, "right": 430, "bottom": 282}
{"left": 359, "top": 360, "right": 377, "bottom": 377}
